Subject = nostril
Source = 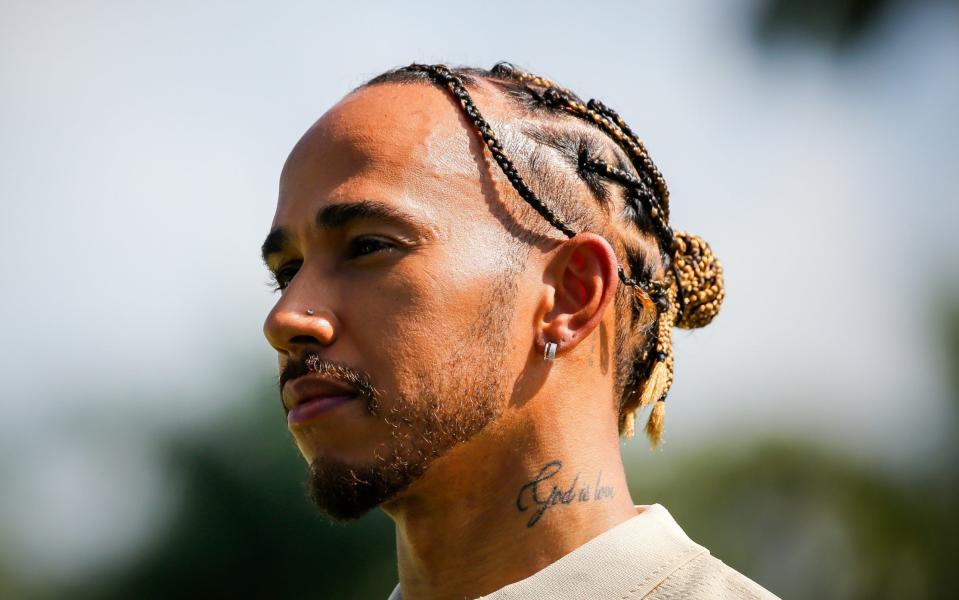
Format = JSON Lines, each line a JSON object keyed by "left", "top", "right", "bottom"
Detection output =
{"left": 290, "top": 335, "right": 320, "bottom": 345}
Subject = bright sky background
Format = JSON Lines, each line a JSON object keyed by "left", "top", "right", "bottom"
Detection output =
{"left": 1, "top": 0, "right": 957, "bottom": 585}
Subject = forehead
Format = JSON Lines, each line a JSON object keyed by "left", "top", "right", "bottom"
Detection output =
{"left": 274, "top": 80, "right": 512, "bottom": 231}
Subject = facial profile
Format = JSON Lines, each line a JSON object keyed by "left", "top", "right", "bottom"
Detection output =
{"left": 261, "top": 81, "right": 535, "bottom": 521}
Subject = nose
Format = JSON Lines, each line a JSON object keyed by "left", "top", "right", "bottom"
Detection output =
{"left": 263, "top": 293, "right": 338, "bottom": 356}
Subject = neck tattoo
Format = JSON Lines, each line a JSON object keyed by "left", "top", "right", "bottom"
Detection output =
{"left": 515, "top": 460, "right": 615, "bottom": 527}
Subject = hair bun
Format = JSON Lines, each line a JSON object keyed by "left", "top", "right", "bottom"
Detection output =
{"left": 668, "top": 231, "right": 724, "bottom": 329}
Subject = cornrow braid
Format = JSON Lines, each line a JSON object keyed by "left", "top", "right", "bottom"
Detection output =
{"left": 578, "top": 157, "right": 672, "bottom": 255}
{"left": 405, "top": 64, "right": 577, "bottom": 240}
{"left": 587, "top": 98, "right": 671, "bottom": 220}
{"left": 541, "top": 89, "right": 674, "bottom": 231}
{"left": 378, "top": 62, "right": 724, "bottom": 448}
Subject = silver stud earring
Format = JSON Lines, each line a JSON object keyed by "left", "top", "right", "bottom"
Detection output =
{"left": 305, "top": 309, "right": 315, "bottom": 316}
{"left": 543, "top": 341, "right": 558, "bottom": 361}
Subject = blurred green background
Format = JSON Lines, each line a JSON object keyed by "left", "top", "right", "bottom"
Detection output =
{"left": 1, "top": 0, "right": 957, "bottom": 598}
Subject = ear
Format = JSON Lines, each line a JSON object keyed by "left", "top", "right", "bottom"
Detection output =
{"left": 536, "top": 233, "right": 619, "bottom": 358}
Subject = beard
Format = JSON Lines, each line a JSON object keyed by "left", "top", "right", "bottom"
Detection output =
{"left": 301, "top": 269, "right": 520, "bottom": 523}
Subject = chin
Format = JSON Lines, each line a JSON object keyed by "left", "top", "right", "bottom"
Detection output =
{"left": 306, "top": 451, "right": 418, "bottom": 523}
{"left": 290, "top": 423, "right": 387, "bottom": 466}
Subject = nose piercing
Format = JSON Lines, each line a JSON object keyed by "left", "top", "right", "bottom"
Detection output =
{"left": 543, "top": 341, "right": 557, "bottom": 361}
{"left": 305, "top": 309, "right": 315, "bottom": 316}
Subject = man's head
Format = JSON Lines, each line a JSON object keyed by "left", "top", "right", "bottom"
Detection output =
{"left": 261, "top": 62, "right": 723, "bottom": 522}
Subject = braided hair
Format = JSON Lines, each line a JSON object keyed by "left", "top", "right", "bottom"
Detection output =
{"left": 360, "top": 62, "right": 725, "bottom": 448}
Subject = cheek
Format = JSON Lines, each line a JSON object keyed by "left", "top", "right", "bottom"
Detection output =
{"left": 357, "top": 263, "right": 461, "bottom": 368}
{"left": 350, "top": 241, "right": 507, "bottom": 387}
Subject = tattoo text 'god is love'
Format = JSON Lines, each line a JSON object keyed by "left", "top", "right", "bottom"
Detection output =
{"left": 515, "top": 460, "right": 614, "bottom": 527}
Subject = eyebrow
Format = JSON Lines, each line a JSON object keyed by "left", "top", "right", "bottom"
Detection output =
{"left": 260, "top": 199, "right": 432, "bottom": 267}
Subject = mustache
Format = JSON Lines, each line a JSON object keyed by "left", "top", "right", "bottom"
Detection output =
{"left": 279, "top": 353, "right": 382, "bottom": 411}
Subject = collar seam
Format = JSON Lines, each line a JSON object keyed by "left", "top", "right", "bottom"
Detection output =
{"left": 621, "top": 545, "right": 708, "bottom": 599}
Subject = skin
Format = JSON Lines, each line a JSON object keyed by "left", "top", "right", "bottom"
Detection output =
{"left": 262, "top": 80, "right": 645, "bottom": 600}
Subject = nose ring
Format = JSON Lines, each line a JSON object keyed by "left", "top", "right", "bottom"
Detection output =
{"left": 305, "top": 309, "right": 315, "bottom": 316}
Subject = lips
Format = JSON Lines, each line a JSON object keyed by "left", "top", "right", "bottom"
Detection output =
{"left": 283, "top": 373, "right": 359, "bottom": 423}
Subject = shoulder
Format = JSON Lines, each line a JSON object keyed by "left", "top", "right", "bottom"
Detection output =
{"left": 642, "top": 551, "right": 780, "bottom": 600}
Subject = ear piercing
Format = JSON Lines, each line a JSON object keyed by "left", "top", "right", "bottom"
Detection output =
{"left": 543, "top": 341, "right": 558, "bottom": 361}
{"left": 305, "top": 309, "right": 315, "bottom": 315}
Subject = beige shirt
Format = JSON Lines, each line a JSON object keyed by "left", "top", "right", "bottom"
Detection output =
{"left": 387, "top": 503, "right": 780, "bottom": 599}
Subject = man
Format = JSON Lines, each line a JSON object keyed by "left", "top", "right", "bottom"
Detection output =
{"left": 261, "top": 62, "right": 778, "bottom": 599}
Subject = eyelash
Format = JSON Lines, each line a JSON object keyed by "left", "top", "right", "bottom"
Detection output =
{"left": 268, "top": 237, "right": 395, "bottom": 292}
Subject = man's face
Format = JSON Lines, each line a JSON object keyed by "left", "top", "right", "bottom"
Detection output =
{"left": 261, "top": 82, "right": 531, "bottom": 521}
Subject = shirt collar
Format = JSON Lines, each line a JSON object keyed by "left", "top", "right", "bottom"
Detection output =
{"left": 387, "top": 503, "right": 708, "bottom": 600}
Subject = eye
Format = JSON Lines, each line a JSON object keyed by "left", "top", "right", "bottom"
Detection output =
{"left": 346, "top": 236, "right": 395, "bottom": 259}
{"left": 270, "top": 260, "right": 301, "bottom": 292}
{"left": 268, "top": 238, "right": 395, "bottom": 293}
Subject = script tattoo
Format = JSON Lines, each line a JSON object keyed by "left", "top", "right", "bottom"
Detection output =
{"left": 515, "top": 460, "right": 615, "bottom": 527}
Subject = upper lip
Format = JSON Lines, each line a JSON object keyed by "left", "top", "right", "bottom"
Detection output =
{"left": 282, "top": 373, "right": 358, "bottom": 412}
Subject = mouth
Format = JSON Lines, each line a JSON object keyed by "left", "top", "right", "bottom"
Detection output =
{"left": 287, "top": 394, "right": 358, "bottom": 424}
{"left": 283, "top": 372, "right": 361, "bottom": 425}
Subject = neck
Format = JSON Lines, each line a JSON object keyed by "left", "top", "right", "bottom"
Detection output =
{"left": 381, "top": 397, "right": 638, "bottom": 600}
